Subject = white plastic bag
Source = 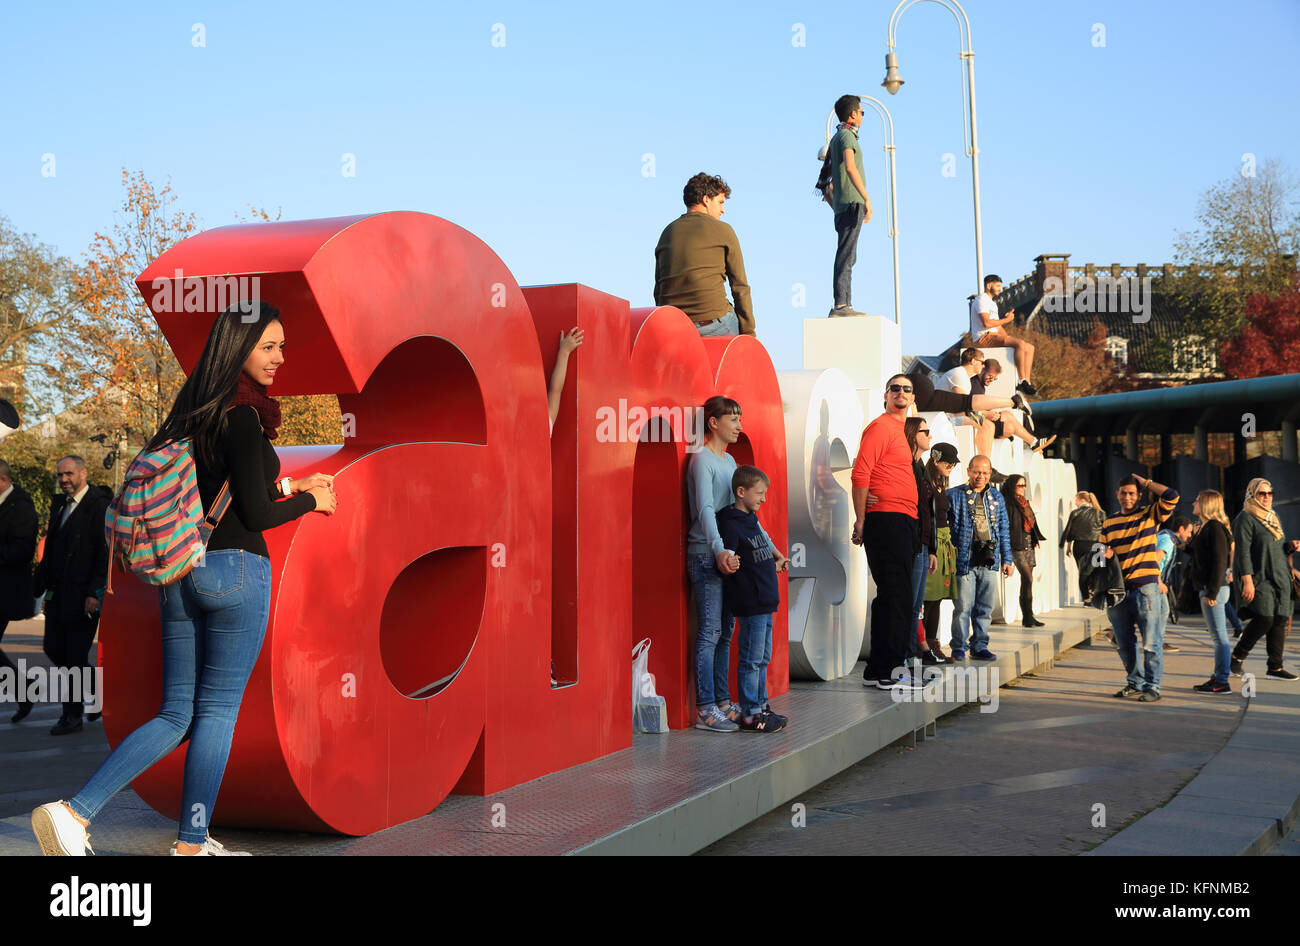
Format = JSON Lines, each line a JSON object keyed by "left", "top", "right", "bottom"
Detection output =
{"left": 632, "top": 638, "right": 668, "bottom": 733}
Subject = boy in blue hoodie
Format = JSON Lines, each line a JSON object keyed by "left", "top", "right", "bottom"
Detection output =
{"left": 716, "top": 465, "right": 789, "bottom": 732}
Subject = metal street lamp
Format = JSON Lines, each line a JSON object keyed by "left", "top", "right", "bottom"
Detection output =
{"left": 822, "top": 96, "right": 901, "bottom": 325}
{"left": 883, "top": 0, "right": 984, "bottom": 300}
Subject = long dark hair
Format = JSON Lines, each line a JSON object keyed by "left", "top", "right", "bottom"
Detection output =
{"left": 925, "top": 455, "right": 950, "bottom": 492}
{"left": 1002, "top": 474, "right": 1037, "bottom": 527}
{"left": 147, "top": 302, "right": 281, "bottom": 467}
{"left": 1001, "top": 473, "right": 1026, "bottom": 504}
{"left": 904, "top": 416, "right": 924, "bottom": 458}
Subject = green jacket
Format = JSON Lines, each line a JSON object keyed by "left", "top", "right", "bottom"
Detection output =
{"left": 1233, "top": 510, "right": 1293, "bottom": 618}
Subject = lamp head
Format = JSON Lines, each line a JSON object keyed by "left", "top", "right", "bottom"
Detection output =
{"left": 882, "top": 52, "right": 904, "bottom": 94}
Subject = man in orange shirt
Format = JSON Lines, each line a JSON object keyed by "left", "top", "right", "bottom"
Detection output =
{"left": 852, "top": 374, "right": 923, "bottom": 690}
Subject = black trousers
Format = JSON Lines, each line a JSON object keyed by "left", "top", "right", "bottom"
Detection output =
{"left": 0, "top": 619, "right": 15, "bottom": 676}
{"left": 1013, "top": 549, "right": 1035, "bottom": 616}
{"left": 922, "top": 599, "right": 943, "bottom": 645}
{"left": 909, "top": 370, "right": 973, "bottom": 415}
{"left": 1232, "top": 612, "right": 1289, "bottom": 670}
{"left": 42, "top": 608, "right": 100, "bottom": 719}
{"left": 863, "top": 512, "right": 917, "bottom": 680}
{"left": 1072, "top": 539, "right": 1097, "bottom": 601}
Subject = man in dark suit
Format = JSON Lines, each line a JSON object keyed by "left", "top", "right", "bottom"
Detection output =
{"left": 33, "top": 455, "right": 110, "bottom": 735}
{"left": 0, "top": 459, "right": 39, "bottom": 722}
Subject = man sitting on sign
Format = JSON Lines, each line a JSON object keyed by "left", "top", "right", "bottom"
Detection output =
{"left": 969, "top": 274, "right": 1036, "bottom": 397}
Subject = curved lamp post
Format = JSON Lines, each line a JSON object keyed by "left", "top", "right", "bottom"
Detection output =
{"left": 823, "top": 96, "right": 900, "bottom": 325}
{"left": 883, "top": 0, "right": 983, "bottom": 300}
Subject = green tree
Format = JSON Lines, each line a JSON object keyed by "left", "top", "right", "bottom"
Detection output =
{"left": 1168, "top": 157, "right": 1300, "bottom": 344}
{"left": 0, "top": 216, "right": 81, "bottom": 419}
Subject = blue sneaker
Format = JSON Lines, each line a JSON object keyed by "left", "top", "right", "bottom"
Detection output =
{"left": 970, "top": 649, "right": 997, "bottom": 661}
{"left": 949, "top": 648, "right": 966, "bottom": 660}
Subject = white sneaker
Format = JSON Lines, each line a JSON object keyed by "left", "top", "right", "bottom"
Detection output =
{"left": 170, "top": 835, "right": 252, "bottom": 856}
{"left": 31, "top": 801, "right": 93, "bottom": 856}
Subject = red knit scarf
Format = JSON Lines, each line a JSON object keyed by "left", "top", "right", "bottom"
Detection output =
{"left": 1016, "top": 495, "right": 1036, "bottom": 532}
{"left": 229, "top": 371, "right": 282, "bottom": 439}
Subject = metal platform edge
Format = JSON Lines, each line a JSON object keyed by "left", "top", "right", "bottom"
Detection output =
{"left": 571, "top": 608, "right": 1101, "bottom": 855}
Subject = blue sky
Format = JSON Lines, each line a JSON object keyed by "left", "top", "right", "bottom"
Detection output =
{"left": 2, "top": 0, "right": 1297, "bottom": 369}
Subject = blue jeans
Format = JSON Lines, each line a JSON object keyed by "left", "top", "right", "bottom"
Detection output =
{"left": 1199, "top": 584, "right": 1232, "bottom": 684}
{"left": 1224, "top": 600, "right": 1243, "bottom": 632}
{"left": 737, "top": 613, "right": 774, "bottom": 716}
{"left": 909, "top": 547, "right": 929, "bottom": 659}
{"left": 953, "top": 567, "right": 997, "bottom": 653}
{"left": 1107, "top": 583, "right": 1164, "bottom": 692}
{"left": 696, "top": 311, "right": 739, "bottom": 338}
{"left": 689, "top": 552, "right": 735, "bottom": 707}
{"left": 69, "top": 550, "right": 272, "bottom": 844}
{"left": 832, "top": 203, "right": 866, "bottom": 306}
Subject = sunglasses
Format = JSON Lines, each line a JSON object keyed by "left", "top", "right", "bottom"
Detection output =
{"left": 917, "top": 428, "right": 930, "bottom": 434}
{"left": 1256, "top": 490, "right": 1273, "bottom": 496}
{"left": 888, "top": 384, "right": 913, "bottom": 393}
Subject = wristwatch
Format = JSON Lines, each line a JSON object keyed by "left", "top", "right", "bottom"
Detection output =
{"left": 278, "top": 477, "right": 293, "bottom": 497}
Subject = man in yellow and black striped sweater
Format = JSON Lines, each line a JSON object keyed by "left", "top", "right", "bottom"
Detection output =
{"left": 1100, "top": 474, "right": 1180, "bottom": 703}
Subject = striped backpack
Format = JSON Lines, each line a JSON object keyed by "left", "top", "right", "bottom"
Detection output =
{"left": 104, "top": 440, "right": 231, "bottom": 592}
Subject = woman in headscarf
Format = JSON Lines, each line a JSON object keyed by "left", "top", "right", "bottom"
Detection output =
{"left": 1002, "top": 474, "right": 1047, "bottom": 627}
{"left": 1231, "top": 478, "right": 1299, "bottom": 680}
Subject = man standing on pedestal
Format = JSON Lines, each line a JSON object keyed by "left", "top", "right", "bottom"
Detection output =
{"left": 851, "top": 374, "right": 922, "bottom": 690}
{"left": 654, "top": 172, "right": 755, "bottom": 337}
{"left": 827, "top": 94, "right": 873, "bottom": 318}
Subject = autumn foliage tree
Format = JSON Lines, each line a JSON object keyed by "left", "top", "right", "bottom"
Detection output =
{"left": 1168, "top": 157, "right": 1300, "bottom": 344}
{"left": 60, "top": 176, "right": 343, "bottom": 449}
{"left": 1218, "top": 278, "right": 1300, "bottom": 379}
{"left": 1013, "top": 321, "right": 1137, "bottom": 400}
{"left": 64, "top": 169, "right": 198, "bottom": 442}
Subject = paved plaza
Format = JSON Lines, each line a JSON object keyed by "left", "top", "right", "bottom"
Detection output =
{"left": 3, "top": 608, "right": 1297, "bottom": 856}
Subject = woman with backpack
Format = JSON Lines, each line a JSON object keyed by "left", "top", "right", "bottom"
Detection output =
{"left": 32, "top": 303, "right": 337, "bottom": 856}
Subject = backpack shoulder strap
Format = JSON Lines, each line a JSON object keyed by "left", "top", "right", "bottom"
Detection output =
{"left": 199, "top": 481, "right": 233, "bottom": 545}
{"left": 196, "top": 403, "right": 242, "bottom": 544}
